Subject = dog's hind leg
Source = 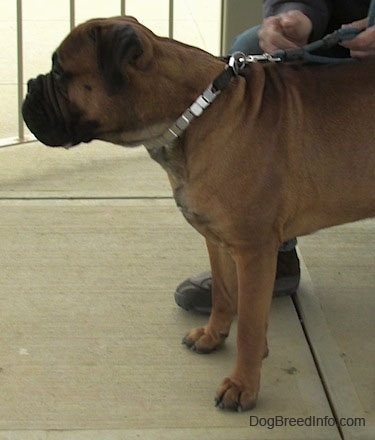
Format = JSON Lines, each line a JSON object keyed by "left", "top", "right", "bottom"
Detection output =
{"left": 215, "top": 243, "right": 278, "bottom": 411}
{"left": 182, "top": 240, "right": 238, "bottom": 353}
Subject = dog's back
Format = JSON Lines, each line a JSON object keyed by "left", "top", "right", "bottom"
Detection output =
{"left": 217, "top": 59, "right": 375, "bottom": 240}
{"left": 272, "top": 60, "right": 375, "bottom": 236}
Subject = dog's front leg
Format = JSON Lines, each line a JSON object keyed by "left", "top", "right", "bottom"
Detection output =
{"left": 215, "top": 244, "right": 278, "bottom": 411}
{"left": 183, "top": 239, "right": 238, "bottom": 353}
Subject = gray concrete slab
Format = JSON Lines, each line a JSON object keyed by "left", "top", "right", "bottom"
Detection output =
{"left": 0, "top": 140, "right": 343, "bottom": 438}
{"left": 0, "top": 142, "right": 171, "bottom": 198}
{"left": 298, "top": 223, "right": 375, "bottom": 440}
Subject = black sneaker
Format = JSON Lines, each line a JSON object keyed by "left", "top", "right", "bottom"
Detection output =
{"left": 174, "top": 248, "right": 300, "bottom": 314}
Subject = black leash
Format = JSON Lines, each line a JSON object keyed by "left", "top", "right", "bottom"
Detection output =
{"left": 271, "top": 27, "right": 361, "bottom": 64}
{"left": 271, "top": 0, "right": 375, "bottom": 64}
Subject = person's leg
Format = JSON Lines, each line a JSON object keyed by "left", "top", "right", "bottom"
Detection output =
{"left": 227, "top": 25, "right": 262, "bottom": 55}
{"left": 174, "top": 27, "right": 300, "bottom": 314}
{"left": 174, "top": 246, "right": 300, "bottom": 314}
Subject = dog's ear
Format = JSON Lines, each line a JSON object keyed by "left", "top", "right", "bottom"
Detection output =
{"left": 92, "top": 24, "right": 143, "bottom": 95}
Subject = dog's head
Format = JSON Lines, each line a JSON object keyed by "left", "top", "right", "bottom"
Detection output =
{"left": 23, "top": 16, "right": 223, "bottom": 149}
{"left": 22, "top": 16, "right": 157, "bottom": 147}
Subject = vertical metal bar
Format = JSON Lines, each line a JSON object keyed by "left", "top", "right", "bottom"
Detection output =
{"left": 169, "top": 0, "right": 174, "bottom": 38}
{"left": 220, "top": 0, "right": 224, "bottom": 55}
{"left": 16, "top": 0, "right": 24, "bottom": 141}
{"left": 221, "top": 0, "right": 262, "bottom": 54}
{"left": 70, "top": 0, "right": 75, "bottom": 30}
{"left": 121, "top": 0, "right": 126, "bottom": 16}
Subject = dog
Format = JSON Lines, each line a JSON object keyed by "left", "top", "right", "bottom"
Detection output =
{"left": 22, "top": 16, "right": 375, "bottom": 411}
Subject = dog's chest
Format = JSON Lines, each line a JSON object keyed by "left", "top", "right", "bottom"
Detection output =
{"left": 173, "top": 185, "right": 208, "bottom": 225}
{"left": 148, "top": 144, "right": 211, "bottom": 224}
{"left": 172, "top": 184, "right": 226, "bottom": 246}
{"left": 147, "top": 144, "right": 225, "bottom": 243}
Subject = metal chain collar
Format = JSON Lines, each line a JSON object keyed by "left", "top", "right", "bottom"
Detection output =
{"left": 144, "top": 52, "right": 277, "bottom": 151}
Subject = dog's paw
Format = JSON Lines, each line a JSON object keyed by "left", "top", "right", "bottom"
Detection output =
{"left": 182, "top": 327, "right": 227, "bottom": 354}
{"left": 215, "top": 376, "right": 258, "bottom": 412}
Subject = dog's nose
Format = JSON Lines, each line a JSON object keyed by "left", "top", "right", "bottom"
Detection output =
{"left": 27, "top": 75, "right": 45, "bottom": 94}
{"left": 27, "top": 78, "right": 37, "bottom": 93}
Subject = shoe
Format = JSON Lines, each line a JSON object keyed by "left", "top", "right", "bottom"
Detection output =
{"left": 174, "top": 248, "right": 300, "bottom": 314}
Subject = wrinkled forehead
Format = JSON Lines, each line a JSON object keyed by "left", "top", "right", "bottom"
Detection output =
{"left": 54, "top": 16, "right": 142, "bottom": 65}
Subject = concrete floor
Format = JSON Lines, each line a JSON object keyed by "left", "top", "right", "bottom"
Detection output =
{"left": 0, "top": 141, "right": 374, "bottom": 440}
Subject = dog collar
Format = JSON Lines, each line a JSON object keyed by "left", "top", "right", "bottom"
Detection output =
{"left": 144, "top": 52, "right": 280, "bottom": 152}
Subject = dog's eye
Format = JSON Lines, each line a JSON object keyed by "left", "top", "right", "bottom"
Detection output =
{"left": 52, "top": 67, "right": 63, "bottom": 80}
{"left": 51, "top": 52, "right": 65, "bottom": 81}
{"left": 52, "top": 65, "right": 72, "bottom": 85}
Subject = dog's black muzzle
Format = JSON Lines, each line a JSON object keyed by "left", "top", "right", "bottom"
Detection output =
{"left": 22, "top": 74, "right": 98, "bottom": 147}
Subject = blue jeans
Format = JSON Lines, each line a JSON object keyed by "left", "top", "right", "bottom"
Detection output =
{"left": 228, "top": 25, "right": 262, "bottom": 55}
{"left": 228, "top": 25, "right": 297, "bottom": 253}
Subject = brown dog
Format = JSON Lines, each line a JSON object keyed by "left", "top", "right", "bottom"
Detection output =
{"left": 22, "top": 16, "right": 375, "bottom": 411}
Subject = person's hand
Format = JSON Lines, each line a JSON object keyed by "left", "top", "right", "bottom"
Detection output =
{"left": 258, "top": 10, "right": 313, "bottom": 52}
{"left": 340, "top": 18, "right": 375, "bottom": 58}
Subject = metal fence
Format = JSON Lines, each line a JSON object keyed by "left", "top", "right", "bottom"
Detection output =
{"left": 2, "top": 0, "right": 176, "bottom": 147}
{"left": 1, "top": 0, "right": 260, "bottom": 148}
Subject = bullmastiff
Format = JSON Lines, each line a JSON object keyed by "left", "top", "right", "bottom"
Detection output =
{"left": 22, "top": 16, "right": 375, "bottom": 411}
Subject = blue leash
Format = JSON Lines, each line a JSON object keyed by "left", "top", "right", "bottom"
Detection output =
{"left": 271, "top": 0, "right": 375, "bottom": 64}
{"left": 369, "top": 0, "right": 375, "bottom": 26}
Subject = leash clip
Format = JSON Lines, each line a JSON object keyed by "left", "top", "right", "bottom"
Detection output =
{"left": 245, "top": 53, "right": 282, "bottom": 63}
{"left": 227, "top": 51, "right": 281, "bottom": 75}
{"left": 228, "top": 52, "right": 247, "bottom": 75}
